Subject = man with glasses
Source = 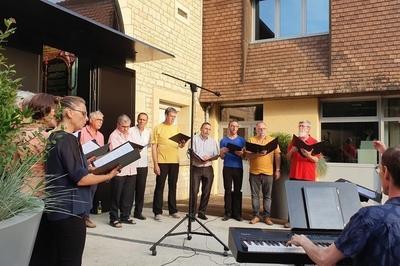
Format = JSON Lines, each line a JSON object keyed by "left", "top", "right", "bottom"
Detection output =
{"left": 108, "top": 114, "right": 137, "bottom": 228}
{"left": 286, "top": 120, "right": 319, "bottom": 182}
{"left": 79, "top": 110, "right": 105, "bottom": 228}
{"left": 245, "top": 122, "right": 281, "bottom": 226}
{"left": 288, "top": 146, "right": 400, "bottom": 266}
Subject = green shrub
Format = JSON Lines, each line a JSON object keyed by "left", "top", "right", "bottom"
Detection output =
{"left": 0, "top": 18, "right": 43, "bottom": 221}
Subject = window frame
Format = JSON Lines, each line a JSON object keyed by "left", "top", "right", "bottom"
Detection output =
{"left": 320, "top": 96, "right": 400, "bottom": 164}
{"left": 252, "top": 0, "right": 330, "bottom": 42}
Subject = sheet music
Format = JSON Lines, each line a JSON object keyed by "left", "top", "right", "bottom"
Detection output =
{"left": 303, "top": 186, "right": 344, "bottom": 230}
{"left": 93, "top": 142, "right": 134, "bottom": 167}
{"left": 82, "top": 140, "right": 100, "bottom": 155}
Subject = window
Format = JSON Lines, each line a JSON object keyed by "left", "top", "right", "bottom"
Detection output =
{"left": 321, "top": 99, "right": 379, "bottom": 164}
{"left": 254, "top": 0, "right": 329, "bottom": 41}
{"left": 220, "top": 104, "right": 263, "bottom": 122}
{"left": 321, "top": 98, "right": 400, "bottom": 164}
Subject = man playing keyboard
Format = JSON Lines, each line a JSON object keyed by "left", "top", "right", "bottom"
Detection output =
{"left": 288, "top": 146, "right": 400, "bottom": 266}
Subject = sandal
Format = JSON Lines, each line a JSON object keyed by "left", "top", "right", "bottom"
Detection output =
{"left": 109, "top": 220, "right": 122, "bottom": 228}
{"left": 120, "top": 218, "right": 136, "bottom": 224}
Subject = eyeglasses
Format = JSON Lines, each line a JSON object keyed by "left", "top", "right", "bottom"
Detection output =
{"left": 70, "top": 107, "right": 87, "bottom": 117}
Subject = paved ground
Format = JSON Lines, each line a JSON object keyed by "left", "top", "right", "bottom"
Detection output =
{"left": 82, "top": 207, "right": 290, "bottom": 266}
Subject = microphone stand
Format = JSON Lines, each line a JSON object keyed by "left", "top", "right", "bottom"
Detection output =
{"left": 149, "top": 73, "right": 229, "bottom": 256}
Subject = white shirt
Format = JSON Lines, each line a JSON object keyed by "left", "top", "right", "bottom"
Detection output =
{"left": 130, "top": 126, "right": 151, "bottom": 168}
{"left": 108, "top": 129, "right": 137, "bottom": 176}
{"left": 192, "top": 133, "right": 219, "bottom": 167}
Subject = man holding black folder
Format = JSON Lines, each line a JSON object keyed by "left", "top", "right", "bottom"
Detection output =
{"left": 152, "top": 107, "right": 187, "bottom": 221}
{"left": 108, "top": 114, "right": 137, "bottom": 228}
{"left": 245, "top": 122, "right": 281, "bottom": 225}
{"left": 79, "top": 110, "right": 105, "bottom": 228}
{"left": 286, "top": 120, "right": 319, "bottom": 182}
{"left": 130, "top": 112, "right": 151, "bottom": 220}
{"left": 220, "top": 120, "right": 246, "bottom": 221}
{"left": 288, "top": 146, "right": 400, "bottom": 266}
{"left": 190, "top": 122, "right": 219, "bottom": 220}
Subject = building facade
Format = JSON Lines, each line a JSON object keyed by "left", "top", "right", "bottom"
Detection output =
{"left": 121, "top": 0, "right": 204, "bottom": 201}
{"left": 202, "top": 0, "right": 400, "bottom": 194}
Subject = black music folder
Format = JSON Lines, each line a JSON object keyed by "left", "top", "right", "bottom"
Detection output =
{"left": 245, "top": 137, "right": 278, "bottom": 154}
{"left": 92, "top": 142, "right": 140, "bottom": 175}
{"left": 292, "top": 134, "right": 326, "bottom": 155}
{"left": 285, "top": 180, "right": 361, "bottom": 230}
{"left": 131, "top": 142, "right": 145, "bottom": 150}
{"left": 226, "top": 143, "right": 243, "bottom": 152}
{"left": 82, "top": 141, "right": 110, "bottom": 159}
{"left": 336, "top": 178, "right": 382, "bottom": 203}
{"left": 169, "top": 133, "right": 191, "bottom": 143}
{"left": 189, "top": 149, "right": 219, "bottom": 162}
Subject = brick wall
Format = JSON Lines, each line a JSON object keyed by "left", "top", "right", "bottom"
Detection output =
{"left": 201, "top": 0, "right": 400, "bottom": 103}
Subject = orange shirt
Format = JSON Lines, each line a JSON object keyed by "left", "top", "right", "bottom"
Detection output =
{"left": 248, "top": 135, "right": 280, "bottom": 175}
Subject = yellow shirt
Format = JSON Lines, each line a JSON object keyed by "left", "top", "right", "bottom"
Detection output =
{"left": 248, "top": 135, "right": 280, "bottom": 175}
{"left": 151, "top": 123, "right": 179, "bottom": 163}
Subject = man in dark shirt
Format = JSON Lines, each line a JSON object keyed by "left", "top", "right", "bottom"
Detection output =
{"left": 288, "top": 146, "right": 400, "bottom": 266}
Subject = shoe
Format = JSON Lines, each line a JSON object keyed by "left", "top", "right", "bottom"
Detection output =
{"left": 197, "top": 213, "right": 208, "bottom": 220}
{"left": 222, "top": 215, "right": 230, "bottom": 221}
{"left": 85, "top": 218, "right": 96, "bottom": 228}
{"left": 154, "top": 214, "right": 162, "bottom": 221}
{"left": 134, "top": 214, "right": 146, "bottom": 220}
{"left": 120, "top": 218, "right": 136, "bottom": 224}
{"left": 233, "top": 216, "right": 243, "bottom": 222}
{"left": 170, "top": 212, "right": 180, "bottom": 218}
{"left": 109, "top": 220, "right": 122, "bottom": 228}
{"left": 284, "top": 222, "right": 291, "bottom": 228}
{"left": 249, "top": 216, "right": 260, "bottom": 224}
{"left": 264, "top": 217, "right": 274, "bottom": 226}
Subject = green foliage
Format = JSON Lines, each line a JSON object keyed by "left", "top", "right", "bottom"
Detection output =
{"left": 0, "top": 18, "right": 22, "bottom": 173}
{"left": 271, "top": 132, "right": 292, "bottom": 173}
{"left": 0, "top": 18, "right": 44, "bottom": 221}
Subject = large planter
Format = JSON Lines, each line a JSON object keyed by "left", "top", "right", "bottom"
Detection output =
{"left": 271, "top": 173, "right": 289, "bottom": 220}
{"left": 0, "top": 200, "right": 44, "bottom": 266}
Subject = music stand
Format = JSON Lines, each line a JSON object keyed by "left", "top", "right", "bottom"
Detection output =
{"left": 149, "top": 73, "right": 229, "bottom": 256}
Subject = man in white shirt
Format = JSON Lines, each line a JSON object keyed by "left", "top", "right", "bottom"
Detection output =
{"left": 190, "top": 122, "right": 219, "bottom": 220}
{"left": 130, "top": 113, "right": 151, "bottom": 220}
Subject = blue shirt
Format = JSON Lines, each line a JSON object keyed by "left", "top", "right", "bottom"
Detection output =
{"left": 45, "top": 131, "right": 90, "bottom": 221}
{"left": 220, "top": 136, "right": 245, "bottom": 168}
{"left": 335, "top": 197, "right": 400, "bottom": 266}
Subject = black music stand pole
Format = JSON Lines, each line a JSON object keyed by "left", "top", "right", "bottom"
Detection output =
{"left": 149, "top": 73, "right": 228, "bottom": 256}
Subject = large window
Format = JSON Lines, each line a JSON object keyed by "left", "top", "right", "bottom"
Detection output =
{"left": 321, "top": 98, "right": 400, "bottom": 164}
{"left": 254, "top": 0, "right": 329, "bottom": 40}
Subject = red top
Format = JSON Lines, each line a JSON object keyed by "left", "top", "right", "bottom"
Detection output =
{"left": 288, "top": 135, "right": 318, "bottom": 181}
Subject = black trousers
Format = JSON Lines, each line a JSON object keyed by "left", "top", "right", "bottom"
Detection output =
{"left": 134, "top": 167, "right": 148, "bottom": 216}
{"left": 223, "top": 166, "right": 243, "bottom": 217}
{"left": 190, "top": 166, "right": 214, "bottom": 215}
{"left": 109, "top": 175, "right": 136, "bottom": 221}
{"left": 153, "top": 163, "right": 179, "bottom": 215}
{"left": 30, "top": 215, "right": 86, "bottom": 266}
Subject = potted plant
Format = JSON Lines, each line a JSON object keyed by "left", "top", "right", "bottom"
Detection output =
{"left": 0, "top": 18, "right": 45, "bottom": 266}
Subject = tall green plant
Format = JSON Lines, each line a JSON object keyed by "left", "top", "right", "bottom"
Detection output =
{"left": 0, "top": 18, "right": 23, "bottom": 173}
{"left": 0, "top": 18, "right": 44, "bottom": 221}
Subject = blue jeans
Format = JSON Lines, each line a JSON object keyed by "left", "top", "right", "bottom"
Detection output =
{"left": 249, "top": 173, "right": 273, "bottom": 218}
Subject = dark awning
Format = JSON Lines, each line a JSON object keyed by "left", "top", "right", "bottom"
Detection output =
{"left": 0, "top": 0, "right": 174, "bottom": 65}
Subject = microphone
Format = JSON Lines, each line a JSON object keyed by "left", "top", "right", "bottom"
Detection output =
{"left": 215, "top": 91, "right": 221, "bottom": 97}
